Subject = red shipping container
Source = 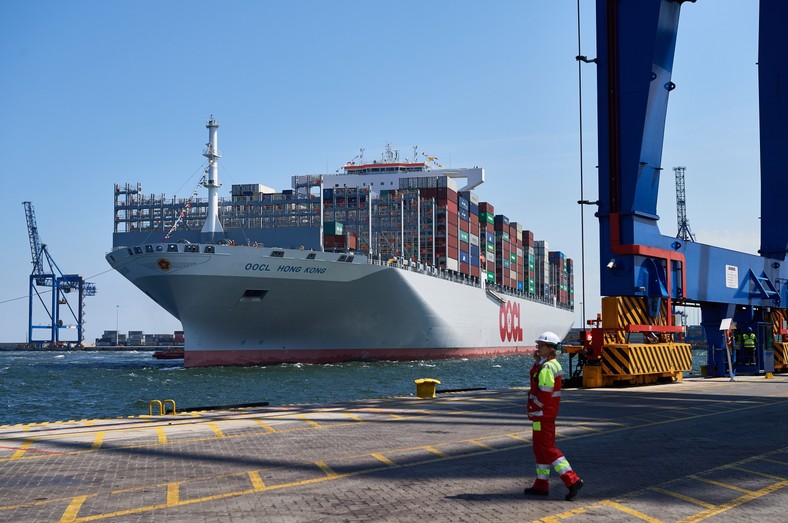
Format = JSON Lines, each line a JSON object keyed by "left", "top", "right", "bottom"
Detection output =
{"left": 437, "top": 187, "right": 457, "bottom": 202}
{"left": 447, "top": 211, "right": 458, "bottom": 226}
{"left": 460, "top": 262, "right": 470, "bottom": 275}
{"left": 448, "top": 235, "right": 459, "bottom": 249}
{"left": 479, "top": 202, "right": 495, "bottom": 214}
{"left": 420, "top": 188, "right": 437, "bottom": 199}
{"left": 470, "top": 266, "right": 480, "bottom": 278}
{"left": 459, "top": 220, "right": 469, "bottom": 233}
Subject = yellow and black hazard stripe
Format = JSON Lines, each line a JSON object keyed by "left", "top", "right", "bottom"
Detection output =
{"left": 602, "top": 343, "right": 692, "bottom": 377}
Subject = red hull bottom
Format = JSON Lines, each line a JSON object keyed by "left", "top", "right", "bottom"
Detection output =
{"left": 184, "top": 346, "right": 535, "bottom": 367}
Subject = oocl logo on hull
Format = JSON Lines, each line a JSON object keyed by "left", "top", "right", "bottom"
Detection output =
{"left": 499, "top": 301, "right": 523, "bottom": 342}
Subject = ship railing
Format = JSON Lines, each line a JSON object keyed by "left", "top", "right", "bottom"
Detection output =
{"left": 378, "top": 255, "right": 574, "bottom": 311}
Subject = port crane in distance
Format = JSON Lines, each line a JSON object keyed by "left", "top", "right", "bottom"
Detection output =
{"left": 569, "top": 0, "right": 788, "bottom": 386}
{"left": 23, "top": 201, "right": 97, "bottom": 348}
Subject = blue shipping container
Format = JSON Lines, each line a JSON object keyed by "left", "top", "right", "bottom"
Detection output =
{"left": 460, "top": 251, "right": 470, "bottom": 264}
{"left": 458, "top": 198, "right": 469, "bottom": 211}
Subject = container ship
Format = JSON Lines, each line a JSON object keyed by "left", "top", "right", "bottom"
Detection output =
{"left": 106, "top": 117, "right": 575, "bottom": 367}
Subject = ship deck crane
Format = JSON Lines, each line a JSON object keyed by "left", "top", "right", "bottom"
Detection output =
{"left": 574, "top": 0, "right": 788, "bottom": 385}
{"left": 23, "top": 201, "right": 97, "bottom": 347}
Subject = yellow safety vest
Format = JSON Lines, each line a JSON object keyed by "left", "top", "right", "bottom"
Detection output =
{"left": 742, "top": 333, "right": 756, "bottom": 349}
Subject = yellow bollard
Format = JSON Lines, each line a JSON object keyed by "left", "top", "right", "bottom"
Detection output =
{"left": 765, "top": 372, "right": 774, "bottom": 379}
{"left": 163, "top": 399, "right": 177, "bottom": 414}
{"left": 414, "top": 378, "right": 441, "bottom": 398}
{"left": 148, "top": 400, "right": 163, "bottom": 416}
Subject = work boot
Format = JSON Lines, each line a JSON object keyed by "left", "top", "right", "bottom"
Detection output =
{"left": 565, "top": 479, "right": 584, "bottom": 501}
{"left": 523, "top": 487, "right": 549, "bottom": 497}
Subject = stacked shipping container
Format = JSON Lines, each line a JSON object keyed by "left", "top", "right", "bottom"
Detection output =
{"left": 115, "top": 165, "right": 573, "bottom": 308}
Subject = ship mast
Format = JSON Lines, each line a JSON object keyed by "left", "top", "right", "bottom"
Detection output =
{"left": 201, "top": 116, "right": 225, "bottom": 243}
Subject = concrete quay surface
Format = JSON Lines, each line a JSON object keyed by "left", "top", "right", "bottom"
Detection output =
{"left": 1, "top": 375, "right": 787, "bottom": 522}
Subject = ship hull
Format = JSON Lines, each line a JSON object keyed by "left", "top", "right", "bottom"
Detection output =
{"left": 107, "top": 244, "right": 574, "bottom": 367}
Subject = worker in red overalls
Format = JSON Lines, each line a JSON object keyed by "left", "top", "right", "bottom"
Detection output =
{"left": 524, "top": 331, "right": 584, "bottom": 500}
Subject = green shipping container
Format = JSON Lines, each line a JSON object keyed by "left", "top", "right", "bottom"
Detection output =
{"left": 487, "top": 271, "right": 495, "bottom": 282}
{"left": 324, "top": 222, "right": 344, "bottom": 235}
{"left": 481, "top": 212, "right": 494, "bottom": 224}
{"left": 510, "top": 253, "right": 517, "bottom": 263}
{"left": 487, "top": 244, "right": 495, "bottom": 253}
{"left": 460, "top": 231, "right": 470, "bottom": 243}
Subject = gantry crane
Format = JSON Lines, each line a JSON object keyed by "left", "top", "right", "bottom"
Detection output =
{"left": 673, "top": 166, "right": 695, "bottom": 242}
{"left": 23, "top": 201, "right": 97, "bottom": 347}
{"left": 572, "top": 0, "right": 788, "bottom": 386}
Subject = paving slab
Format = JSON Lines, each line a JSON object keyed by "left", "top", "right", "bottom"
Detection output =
{"left": 1, "top": 375, "right": 787, "bottom": 522}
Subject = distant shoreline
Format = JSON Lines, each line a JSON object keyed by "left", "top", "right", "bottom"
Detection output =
{"left": 0, "top": 343, "right": 181, "bottom": 352}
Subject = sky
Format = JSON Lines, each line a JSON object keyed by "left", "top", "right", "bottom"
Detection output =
{"left": 0, "top": 1, "right": 761, "bottom": 343}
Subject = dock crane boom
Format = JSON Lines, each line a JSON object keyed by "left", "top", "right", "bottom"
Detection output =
{"left": 22, "top": 201, "right": 97, "bottom": 347}
{"left": 575, "top": 0, "right": 788, "bottom": 385}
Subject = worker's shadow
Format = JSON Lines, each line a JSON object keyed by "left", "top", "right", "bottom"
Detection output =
{"left": 446, "top": 492, "right": 544, "bottom": 502}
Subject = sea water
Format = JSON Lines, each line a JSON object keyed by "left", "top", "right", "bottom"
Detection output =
{"left": 0, "top": 350, "right": 706, "bottom": 426}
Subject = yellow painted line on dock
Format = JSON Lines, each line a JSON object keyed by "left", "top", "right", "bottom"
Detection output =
{"left": 676, "top": 480, "right": 788, "bottom": 523}
{"left": 155, "top": 427, "right": 167, "bottom": 444}
{"left": 340, "top": 412, "right": 363, "bottom": 422}
{"left": 648, "top": 486, "right": 716, "bottom": 509}
{"left": 91, "top": 432, "right": 104, "bottom": 450}
{"left": 423, "top": 446, "right": 447, "bottom": 457}
{"left": 253, "top": 419, "right": 276, "bottom": 432}
{"left": 9, "top": 440, "right": 33, "bottom": 460}
{"left": 762, "top": 457, "right": 788, "bottom": 466}
{"left": 598, "top": 500, "right": 665, "bottom": 522}
{"left": 2, "top": 391, "right": 785, "bottom": 521}
{"left": 688, "top": 475, "right": 753, "bottom": 494}
{"left": 8, "top": 432, "right": 782, "bottom": 523}
{"left": 295, "top": 414, "right": 321, "bottom": 428}
{"left": 166, "top": 482, "right": 180, "bottom": 506}
{"left": 727, "top": 465, "right": 786, "bottom": 481}
{"left": 468, "top": 440, "right": 495, "bottom": 450}
{"left": 60, "top": 495, "right": 90, "bottom": 523}
{"left": 536, "top": 445, "right": 788, "bottom": 523}
{"left": 4, "top": 394, "right": 786, "bottom": 467}
{"left": 315, "top": 460, "right": 338, "bottom": 478}
{"left": 371, "top": 453, "right": 395, "bottom": 466}
{"left": 207, "top": 422, "right": 225, "bottom": 438}
{"left": 248, "top": 470, "right": 266, "bottom": 491}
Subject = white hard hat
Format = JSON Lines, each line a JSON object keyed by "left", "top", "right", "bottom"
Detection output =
{"left": 535, "top": 331, "right": 561, "bottom": 346}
